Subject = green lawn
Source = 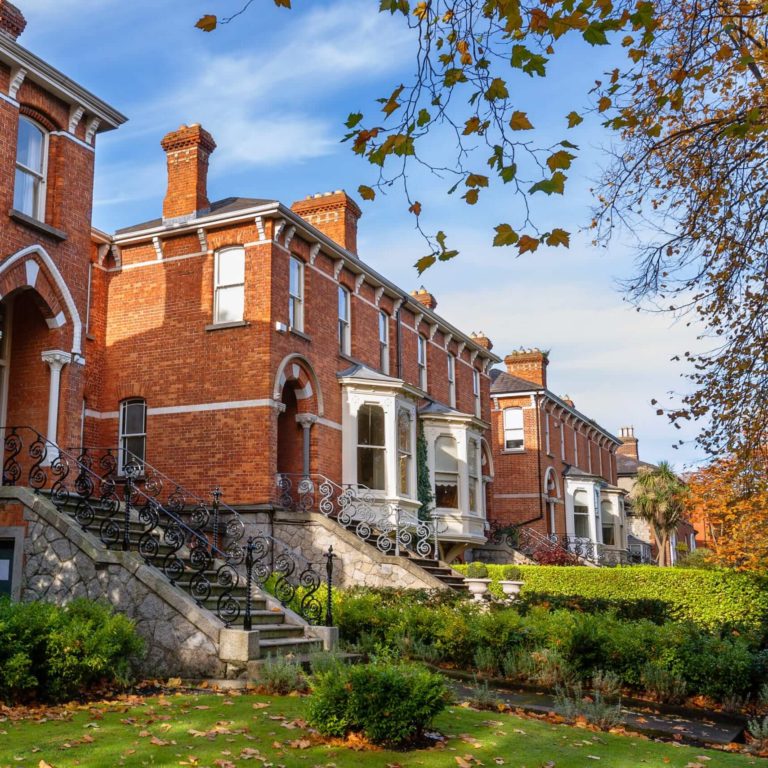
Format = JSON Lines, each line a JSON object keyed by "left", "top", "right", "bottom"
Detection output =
{"left": 0, "top": 692, "right": 759, "bottom": 768}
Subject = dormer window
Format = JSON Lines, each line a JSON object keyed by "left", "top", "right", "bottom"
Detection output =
{"left": 14, "top": 116, "right": 47, "bottom": 220}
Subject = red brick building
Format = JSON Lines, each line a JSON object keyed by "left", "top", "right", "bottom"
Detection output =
{"left": 0, "top": 3, "right": 500, "bottom": 599}
{"left": 0, "top": 2, "right": 125, "bottom": 597}
{"left": 484, "top": 349, "right": 630, "bottom": 565}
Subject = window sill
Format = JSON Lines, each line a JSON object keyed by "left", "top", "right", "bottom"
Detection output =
{"left": 501, "top": 449, "right": 526, "bottom": 454}
{"left": 289, "top": 327, "right": 311, "bottom": 342}
{"left": 205, "top": 320, "right": 249, "bottom": 332}
{"left": 9, "top": 209, "right": 67, "bottom": 241}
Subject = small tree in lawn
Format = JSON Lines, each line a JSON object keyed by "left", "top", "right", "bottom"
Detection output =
{"left": 631, "top": 462, "right": 687, "bottom": 567}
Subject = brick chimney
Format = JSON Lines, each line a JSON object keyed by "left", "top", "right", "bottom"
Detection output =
{"left": 504, "top": 348, "right": 549, "bottom": 388}
{"left": 0, "top": 1, "right": 26, "bottom": 39}
{"left": 291, "top": 191, "right": 362, "bottom": 255}
{"left": 471, "top": 331, "right": 493, "bottom": 351}
{"left": 618, "top": 426, "right": 639, "bottom": 460}
{"left": 411, "top": 287, "right": 437, "bottom": 310}
{"left": 561, "top": 394, "right": 575, "bottom": 408}
{"left": 160, "top": 124, "right": 216, "bottom": 223}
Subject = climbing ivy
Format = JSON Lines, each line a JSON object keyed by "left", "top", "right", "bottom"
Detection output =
{"left": 417, "top": 422, "right": 433, "bottom": 521}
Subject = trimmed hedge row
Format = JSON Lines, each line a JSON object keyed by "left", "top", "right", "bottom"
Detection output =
{"left": 454, "top": 565, "right": 768, "bottom": 633}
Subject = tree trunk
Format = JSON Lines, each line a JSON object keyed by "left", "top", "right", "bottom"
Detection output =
{"left": 650, "top": 525, "right": 668, "bottom": 566}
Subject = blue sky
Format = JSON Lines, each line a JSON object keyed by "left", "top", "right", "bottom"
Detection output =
{"left": 21, "top": 0, "right": 707, "bottom": 468}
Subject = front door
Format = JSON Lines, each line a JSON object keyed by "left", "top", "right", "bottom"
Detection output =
{"left": 0, "top": 539, "right": 14, "bottom": 598}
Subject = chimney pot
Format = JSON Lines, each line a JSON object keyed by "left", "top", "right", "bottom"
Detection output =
{"left": 471, "top": 331, "right": 493, "bottom": 351}
{"left": 617, "top": 425, "right": 639, "bottom": 461}
{"left": 410, "top": 287, "right": 438, "bottom": 310}
{"left": 160, "top": 124, "right": 217, "bottom": 222}
{"left": 0, "top": 1, "right": 26, "bottom": 39}
{"left": 291, "top": 190, "right": 362, "bottom": 254}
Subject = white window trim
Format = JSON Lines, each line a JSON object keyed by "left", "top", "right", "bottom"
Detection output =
{"left": 433, "top": 433, "right": 460, "bottom": 510}
{"left": 356, "top": 402, "right": 386, "bottom": 491}
{"left": 447, "top": 354, "right": 456, "bottom": 408}
{"left": 397, "top": 408, "right": 413, "bottom": 498}
{"left": 213, "top": 246, "right": 246, "bottom": 325}
{"left": 118, "top": 398, "right": 147, "bottom": 475}
{"left": 417, "top": 335, "right": 428, "bottom": 391}
{"left": 544, "top": 411, "right": 551, "bottom": 455}
{"left": 472, "top": 369, "right": 481, "bottom": 417}
{"left": 560, "top": 422, "right": 565, "bottom": 460}
{"left": 14, "top": 116, "right": 48, "bottom": 222}
{"left": 338, "top": 285, "right": 351, "bottom": 355}
{"left": 502, "top": 407, "right": 525, "bottom": 452}
{"left": 379, "top": 311, "right": 389, "bottom": 374}
{"left": 288, "top": 256, "right": 304, "bottom": 332}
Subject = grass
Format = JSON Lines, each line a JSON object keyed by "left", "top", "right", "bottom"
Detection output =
{"left": 0, "top": 691, "right": 759, "bottom": 768}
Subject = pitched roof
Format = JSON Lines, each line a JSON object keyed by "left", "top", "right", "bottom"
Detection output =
{"left": 115, "top": 197, "right": 275, "bottom": 235}
{"left": 489, "top": 369, "right": 542, "bottom": 394}
{"left": 616, "top": 455, "right": 657, "bottom": 476}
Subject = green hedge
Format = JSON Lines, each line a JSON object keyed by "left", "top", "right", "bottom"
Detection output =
{"left": 454, "top": 565, "right": 768, "bottom": 633}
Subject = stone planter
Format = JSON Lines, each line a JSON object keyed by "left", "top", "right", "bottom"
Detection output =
{"left": 499, "top": 579, "right": 525, "bottom": 600}
{"left": 463, "top": 577, "right": 492, "bottom": 601}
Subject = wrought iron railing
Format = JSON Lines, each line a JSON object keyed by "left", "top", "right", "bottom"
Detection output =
{"left": 489, "top": 521, "right": 634, "bottom": 567}
{"left": 276, "top": 472, "right": 444, "bottom": 559}
{"left": 2, "top": 427, "right": 330, "bottom": 625}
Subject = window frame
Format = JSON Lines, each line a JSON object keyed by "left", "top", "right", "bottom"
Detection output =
{"left": 434, "top": 434, "right": 459, "bottom": 509}
{"left": 338, "top": 285, "right": 351, "bottom": 355}
{"left": 118, "top": 398, "right": 147, "bottom": 475}
{"left": 379, "top": 311, "right": 389, "bottom": 374}
{"left": 502, "top": 407, "right": 524, "bottom": 451}
{"left": 472, "top": 369, "right": 481, "bottom": 417}
{"left": 213, "top": 246, "right": 246, "bottom": 325}
{"left": 14, "top": 116, "right": 48, "bottom": 221}
{"left": 356, "top": 403, "right": 386, "bottom": 490}
{"left": 397, "top": 409, "right": 412, "bottom": 497}
{"left": 573, "top": 489, "right": 591, "bottom": 539}
{"left": 468, "top": 438, "right": 480, "bottom": 514}
{"left": 447, "top": 354, "right": 456, "bottom": 408}
{"left": 288, "top": 256, "right": 304, "bottom": 332}
{"left": 600, "top": 499, "right": 616, "bottom": 545}
{"left": 417, "top": 335, "right": 428, "bottom": 391}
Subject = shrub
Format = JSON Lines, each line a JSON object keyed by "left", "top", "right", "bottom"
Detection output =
{"left": 747, "top": 715, "right": 768, "bottom": 754}
{"left": 0, "top": 598, "right": 143, "bottom": 703}
{"left": 308, "top": 660, "right": 447, "bottom": 746}
{"left": 677, "top": 548, "right": 716, "bottom": 569}
{"left": 501, "top": 565, "right": 523, "bottom": 581}
{"left": 641, "top": 663, "right": 688, "bottom": 704}
{"left": 554, "top": 682, "right": 623, "bottom": 729}
{"left": 466, "top": 562, "right": 489, "bottom": 579}
{"left": 592, "top": 670, "right": 622, "bottom": 701}
{"left": 474, "top": 646, "right": 500, "bottom": 675}
{"left": 501, "top": 648, "right": 534, "bottom": 681}
{"left": 454, "top": 564, "right": 768, "bottom": 636}
{"left": 256, "top": 655, "right": 307, "bottom": 694}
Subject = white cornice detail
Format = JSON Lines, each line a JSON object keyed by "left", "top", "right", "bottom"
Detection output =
{"left": 85, "top": 117, "right": 100, "bottom": 145}
{"left": 284, "top": 225, "right": 296, "bottom": 250}
{"left": 68, "top": 104, "right": 85, "bottom": 133}
{"left": 309, "top": 242, "right": 321, "bottom": 265}
{"left": 457, "top": 341, "right": 466, "bottom": 357}
{"left": 374, "top": 286, "right": 385, "bottom": 306}
{"left": 9, "top": 67, "right": 26, "bottom": 99}
{"left": 414, "top": 312, "right": 423, "bottom": 329}
{"left": 392, "top": 298, "right": 403, "bottom": 314}
{"left": 197, "top": 228, "right": 208, "bottom": 252}
{"left": 429, "top": 322, "right": 438, "bottom": 341}
{"left": 49, "top": 130, "right": 94, "bottom": 152}
{"left": 333, "top": 259, "right": 344, "bottom": 279}
{"left": 354, "top": 273, "right": 365, "bottom": 294}
{"left": 0, "top": 91, "right": 18, "bottom": 107}
{"left": 273, "top": 218, "right": 287, "bottom": 242}
{"left": 254, "top": 216, "right": 265, "bottom": 240}
{"left": 110, "top": 244, "right": 122, "bottom": 268}
{"left": 444, "top": 332, "right": 453, "bottom": 349}
{"left": 152, "top": 237, "right": 163, "bottom": 260}
{"left": 470, "top": 349, "right": 479, "bottom": 365}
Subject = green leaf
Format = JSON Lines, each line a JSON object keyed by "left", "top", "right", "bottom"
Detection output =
{"left": 493, "top": 224, "right": 519, "bottom": 247}
{"left": 444, "top": 68, "right": 467, "bottom": 86}
{"left": 500, "top": 163, "right": 518, "bottom": 183}
{"left": 529, "top": 171, "right": 566, "bottom": 195}
{"left": 546, "top": 228, "right": 570, "bottom": 247}
{"left": 358, "top": 185, "right": 376, "bottom": 201}
{"left": 465, "top": 173, "right": 489, "bottom": 188}
{"left": 546, "top": 150, "right": 575, "bottom": 172}
{"left": 566, "top": 111, "right": 583, "bottom": 128}
{"left": 417, "top": 108, "right": 431, "bottom": 127}
{"left": 345, "top": 112, "right": 364, "bottom": 129}
{"left": 484, "top": 77, "right": 509, "bottom": 101}
{"left": 583, "top": 23, "right": 609, "bottom": 45}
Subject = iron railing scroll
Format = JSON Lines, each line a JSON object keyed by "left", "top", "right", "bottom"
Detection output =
{"left": 1, "top": 427, "right": 329, "bottom": 626}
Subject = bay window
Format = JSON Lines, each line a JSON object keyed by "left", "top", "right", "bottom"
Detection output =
{"left": 601, "top": 500, "right": 616, "bottom": 545}
{"left": 468, "top": 439, "right": 480, "bottom": 513}
{"left": 573, "top": 489, "right": 590, "bottom": 539}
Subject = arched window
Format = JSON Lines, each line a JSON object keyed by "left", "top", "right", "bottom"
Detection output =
{"left": 397, "top": 410, "right": 412, "bottom": 496}
{"left": 357, "top": 404, "right": 385, "bottom": 489}
{"left": 214, "top": 247, "right": 245, "bottom": 324}
{"left": 14, "top": 116, "right": 47, "bottom": 220}
{"left": 119, "top": 398, "right": 147, "bottom": 473}
{"left": 573, "top": 489, "right": 590, "bottom": 539}
{"left": 601, "top": 500, "right": 615, "bottom": 545}
{"left": 503, "top": 407, "right": 524, "bottom": 451}
{"left": 434, "top": 435, "right": 459, "bottom": 508}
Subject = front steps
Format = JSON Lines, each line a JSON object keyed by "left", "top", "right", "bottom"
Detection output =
{"left": 406, "top": 556, "right": 468, "bottom": 591}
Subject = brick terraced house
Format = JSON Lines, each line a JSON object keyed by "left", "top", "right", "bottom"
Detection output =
{"left": 477, "top": 348, "right": 632, "bottom": 566}
{"left": 0, "top": 2, "right": 504, "bottom": 674}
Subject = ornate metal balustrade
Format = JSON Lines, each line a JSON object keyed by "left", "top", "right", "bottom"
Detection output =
{"left": 2, "top": 427, "right": 329, "bottom": 625}
{"left": 489, "top": 522, "right": 633, "bottom": 567}
{"left": 276, "top": 472, "right": 443, "bottom": 559}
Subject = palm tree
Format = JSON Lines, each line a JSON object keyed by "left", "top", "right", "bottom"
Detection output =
{"left": 630, "top": 461, "right": 688, "bottom": 567}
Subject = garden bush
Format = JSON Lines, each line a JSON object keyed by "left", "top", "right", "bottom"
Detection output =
{"left": 307, "top": 659, "right": 447, "bottom": 746}
{"left": 0, "top": 598, "right": 144, "bottom": 703}
{"left": 453, "top": 565, "right": 768, "bottom": 635}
